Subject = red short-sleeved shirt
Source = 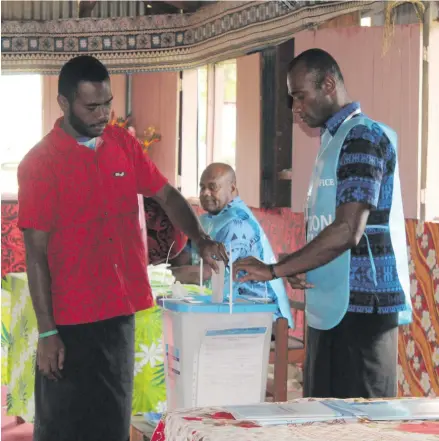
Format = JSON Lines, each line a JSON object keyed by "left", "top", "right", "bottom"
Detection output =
{"left": 17, "top": 119, "right": 168, "bottom": 325}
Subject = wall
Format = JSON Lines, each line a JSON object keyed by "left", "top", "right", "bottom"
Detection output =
{"left": 236, "top": 53, "right": 261, "bottom": 208}
{"left": 291, "top": 25, "right": 422, "bottom": 219}
{"left": 42, "top": 74, "right": 127, "bottom": 135}
{"left": 131, "top": 72, "right": 179, "bottom": 186}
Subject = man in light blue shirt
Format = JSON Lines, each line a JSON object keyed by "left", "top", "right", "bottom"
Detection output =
{"left": 171, "top": 163, "right": 293, "bottom": 327}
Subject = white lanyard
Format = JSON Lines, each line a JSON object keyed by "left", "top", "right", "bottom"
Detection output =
{"left": 343, "top": 107, "right": 362, "bottom": 123}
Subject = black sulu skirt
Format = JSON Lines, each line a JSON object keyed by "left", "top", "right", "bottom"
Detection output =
{"left": 33, "top": 315, "right": 135, "bottom": 441}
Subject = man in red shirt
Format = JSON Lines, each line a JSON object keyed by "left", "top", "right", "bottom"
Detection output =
{"left": 18, "top": 55, "right": 227, "bottom": 441}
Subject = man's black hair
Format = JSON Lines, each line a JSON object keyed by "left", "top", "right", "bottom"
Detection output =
{"left": 58, "top": 55, "right": 110, "bottom": 101}
{"left": 288, "top": 49, "right": 344, "bottom": 86}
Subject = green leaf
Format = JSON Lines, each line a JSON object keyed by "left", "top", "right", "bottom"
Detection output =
{"left": 18, "top": 377, "right": 27, "bottom": 404}
{"left": 1, "top": 322, "right": 11, "bottom": 347}
{"left": 1, "top": 276, "right": 12, "bottom": 292}
{"left": 6, "top": 392, "right": 13, "bottom": 412}
{"left": 32, "top": 350, "right": 37, "bottom": 370}
{"left": 152, "top": 363, "right": 165, "bottom": 386}
{"left": 19, "top": 316, "right": 29, "bottom": 339}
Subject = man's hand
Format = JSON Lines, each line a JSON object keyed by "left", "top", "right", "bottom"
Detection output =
{"left": 286, "top": 275, "right": 313, "bottom": 290}
{"left": 37, "top": 334, "right": 65, "bottom": 381}
{"left": 233, "top": 257, "right": 272, "bottom": 282}
{"left": 197, "top": 237, "right": 228, "bottom": 273}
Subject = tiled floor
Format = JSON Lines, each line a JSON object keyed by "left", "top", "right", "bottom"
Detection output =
{"left": 1, "top": 387, "right": 33, "bottom": 441}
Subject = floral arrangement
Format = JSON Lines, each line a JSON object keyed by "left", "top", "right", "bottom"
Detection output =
{"left": 109, "top": 111, "right": 161, "bottom": 154}
{"left": 109, "top": 111, "right": 129, "bottom": 128}
{"left": 142, "top": 126, "right": 162, "bottom": 153}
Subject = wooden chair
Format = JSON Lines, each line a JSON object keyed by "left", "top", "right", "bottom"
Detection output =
{"left": 266, "top": 254, "right": 307, "bottom": 402}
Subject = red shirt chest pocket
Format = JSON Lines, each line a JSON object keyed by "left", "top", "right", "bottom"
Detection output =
{"left": 97, "top": 143, "right": 138, "bottom": 217}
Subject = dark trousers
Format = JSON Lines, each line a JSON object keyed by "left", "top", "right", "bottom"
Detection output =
{"left": 33, "top": 315, "right": 135, "bottom": 441}
{"left": 303, "top": 312, "right": 398, "bottom": 399}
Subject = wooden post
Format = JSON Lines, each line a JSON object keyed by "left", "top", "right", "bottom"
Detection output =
{"left": 420, "top": 2, "right": 432, "bottom": 221}
{"left": 272, "top": 318, "right": 289, "bottom": 402}
{"left": 260, "top": 39, "right": 294, "bottom": 208}
{"left": 126, "top": 73, "right": 132, "bottom": 116}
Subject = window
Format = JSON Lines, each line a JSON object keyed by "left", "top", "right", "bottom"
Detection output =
{"left": 0, "top": 75, "right": 43, "bottom": 195}
{"left": 212, "top": 60, "right": 237, "bottom": 167}
{"left": 194, "top": 60, "right": 237, "bottom": 191}
{"left": 180, "top": 60, "right": 237, "bottom": 198}
{"left": 196, "top": 66, "right": 208, "bottom": 187}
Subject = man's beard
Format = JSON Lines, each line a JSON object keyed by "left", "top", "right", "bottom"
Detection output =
{"left": 69, "top": 111, "right": 95, "bottom": 138}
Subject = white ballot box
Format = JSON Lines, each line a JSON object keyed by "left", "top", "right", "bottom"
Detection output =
{"left": 157, "top": 297, "right": 276, "bottom": 410}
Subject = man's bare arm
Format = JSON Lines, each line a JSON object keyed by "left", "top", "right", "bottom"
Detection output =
{"left": 274, "top": 202, "right": 370, "bottom": 277}
{"left": 23, "top": 229, "right": 56, "bottom": 333}
{"left": 152, "top": 184, "right": 207, "bottom": 246}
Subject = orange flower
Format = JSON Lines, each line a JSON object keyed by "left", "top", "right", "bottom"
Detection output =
{"left": 108, "top": 115, "right": 161, "bottom": 154}
{"left": 109, "top": 111, "right": 129, "bottom": 128}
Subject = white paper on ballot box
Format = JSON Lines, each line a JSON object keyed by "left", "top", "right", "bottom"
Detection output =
{"left": 211, "top": 260, "right": 225, "bottom": 303}
{"left": 195, "top": 326, "right": 267, "bottom": 407}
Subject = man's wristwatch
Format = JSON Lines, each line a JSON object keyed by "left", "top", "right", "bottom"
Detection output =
{"left": 268, "top": 264, "right": 278, "bottom": 280}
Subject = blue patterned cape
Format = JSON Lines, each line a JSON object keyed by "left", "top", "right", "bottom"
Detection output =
{"left": 193, "top": 197, "right": 293, "bottom": 327}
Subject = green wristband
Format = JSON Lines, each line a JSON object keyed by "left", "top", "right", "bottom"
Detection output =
{"left": 39, "top": 329, "right": 58, "bottom": 339}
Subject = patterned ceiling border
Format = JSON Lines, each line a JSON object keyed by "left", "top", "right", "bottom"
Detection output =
{"left": 1, "top": 1, "right": 377, "bottom": 74}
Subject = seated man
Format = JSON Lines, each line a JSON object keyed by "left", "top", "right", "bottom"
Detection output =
{"left": 171, "top": 163, "right": 293, "bottom": 327}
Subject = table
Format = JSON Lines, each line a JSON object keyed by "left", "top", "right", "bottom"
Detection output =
{"left": 130, "top": 416, "right": 157, "bottom": 441}
{"left": 150, "top": 399, "right": 439, "bottom": 441}
{"left": 1, "top": 272, "right": 169, "bottom": 421}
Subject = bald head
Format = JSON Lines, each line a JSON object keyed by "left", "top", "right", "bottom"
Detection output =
{"left": 199, "top": 163, "right": 238, "bottom": 214}
{"left": 202, "top": 163, "right": 236, "bottom": 184}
